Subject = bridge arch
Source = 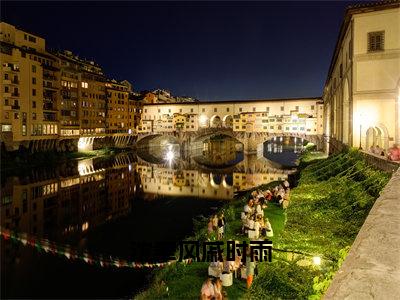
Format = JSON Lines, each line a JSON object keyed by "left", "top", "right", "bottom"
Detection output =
{"left": 222, "top": 115, "right": 233, "bottom": 128}
{"left": 210, "top": 115, "right": 222, "bottom": 128}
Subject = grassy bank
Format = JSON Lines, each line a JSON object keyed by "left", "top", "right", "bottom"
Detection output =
{"left": 135, "top": 149, "right": 391, "bottom": 299}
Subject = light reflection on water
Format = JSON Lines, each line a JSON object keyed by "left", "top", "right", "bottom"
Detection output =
{"left": 1, "top": 137, "right": 301, "bottom": 298}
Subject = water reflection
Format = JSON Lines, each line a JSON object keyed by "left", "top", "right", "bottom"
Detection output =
{"left": 1, "top": 151, "right": 292, "bottom": 246}
{"left": 263, "top": 136, "right": 307, "bottom": 167}
{"left": 1, "top": 138, "right": 298, "bottom": 298}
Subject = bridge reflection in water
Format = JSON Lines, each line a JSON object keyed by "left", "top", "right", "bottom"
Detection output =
{"left": 1, "top": 139, "right": 296, "bottom": 298}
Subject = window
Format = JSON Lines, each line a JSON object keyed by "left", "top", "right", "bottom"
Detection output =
{"left": 32, "top": 77, "right": 36, "bottom": 84}
{"left": 239, "top": 108, "right": 242, "bottom": 112}
{"left": 311, "top": 105, "right": 315, "bottom": 110}
{"left": 202, "top": 108, "right": 205, "bottom": 112}
{"left": 5, "top": 112, "right": 9, "bottom": 119}
{"left": 22, "top": 124, "right": 27, "bottom": 136}
{"left": 191, "top": 108, "right": 193, "bottom": 113}
{"left": 32, "top": 89, "right": 36, "bottom": 96}
{"left": 81, "top": 82, "right": 88, "bottom": 88}
{"left": 1, "top": 125, "right": 12, "bottom": 132}
{"left": 226, "top": 107, "right": 229, "bottom": 112}
{"left": 14, "top": 113, "right": 19, "bottom": 119}
{"left": 295, "top": 106, "right": 299, "bottom": 111}
{"left": 32, "top": 101, "right": 36, "bottom": 108}
{"left": 214, "top": 108, "right": 217, "bottom": 112}
{"left": 253, "top": 107, "right": 256, "bottom": 112}
{"left": 266, "top": 107, "right": 269, "bottom": 113}
{"left": 32, "top": 65, "right": 36, "bottom": 73}
{"left": 280, "top": 106, "right": 284, "bottom": 111}
{"left": 368, "top": 31, "right": 384, "bottom": 52}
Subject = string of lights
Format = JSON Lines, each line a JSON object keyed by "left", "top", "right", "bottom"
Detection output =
{"left": 0, "top": 227, "right": 192, "bottom": 269}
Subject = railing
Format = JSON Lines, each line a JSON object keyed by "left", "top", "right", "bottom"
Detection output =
{"left": 11, "top": 92, "right": 20, "bottom": 97}
{"left": 11, "top": 104, "right": 20, "bottom": 110}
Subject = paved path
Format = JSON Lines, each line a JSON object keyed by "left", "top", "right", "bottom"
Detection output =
{"left": 324, "top": 168, "right": 400, "bottom": 300}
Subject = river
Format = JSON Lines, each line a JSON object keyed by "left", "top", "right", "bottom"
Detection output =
{"left": 0, "top": 136, "right": 305, "bottom": 298}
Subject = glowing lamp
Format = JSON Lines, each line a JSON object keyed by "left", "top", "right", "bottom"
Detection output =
{"left": 199, "top": 115, "right": 208, "bottom": 126}
{"left": 165, "top": 150, "right": 174, "bottom": 161}
{"left": 312, "top": 256, "right": 321, "bottom": 266}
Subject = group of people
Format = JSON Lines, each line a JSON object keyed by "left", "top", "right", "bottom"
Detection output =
{"left": 207, "top": 212, "right": 226, "bottom": 240}
{"left": 241, "top": 180, "right": 290, "bottom": 240}
{"left": 369, "top": 144, "right": 400, "bottom": 162}
{"left": 200, "top": 180, "right": 291, "bottom": 298}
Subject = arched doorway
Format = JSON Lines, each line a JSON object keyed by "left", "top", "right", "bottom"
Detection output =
{"left": 210, "top": 115, "right": 222, "bottom": 128}
{"left": 223, "top": 115, "right": 233, "bottom": 128}
{"left": 365, "top": 125, "right": 389, "bottom": 151}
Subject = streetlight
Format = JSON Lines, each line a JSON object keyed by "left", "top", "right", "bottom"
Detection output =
{"left": 359, "top": 113, "right": 363, "bottom": 150}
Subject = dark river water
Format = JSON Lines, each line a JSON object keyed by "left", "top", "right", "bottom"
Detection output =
{"left": 1, "top": 137, "right": 304, "bottom": 299}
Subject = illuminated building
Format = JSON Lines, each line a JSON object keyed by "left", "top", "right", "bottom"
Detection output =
{"left": 105, "top": 80, "right": 132, "bottom": 134}
{"left": 139, "top": 98, "right": 324, "bottom": 135}
{"left": 323, "top": 1, "right": 400, "bottom": 152}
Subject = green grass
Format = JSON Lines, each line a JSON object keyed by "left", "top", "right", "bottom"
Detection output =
{"left": 135, "top": 181, "right": 286, "bottom": 300}
{"left": 136, "top": 149, "right": 391, "bottom": 300}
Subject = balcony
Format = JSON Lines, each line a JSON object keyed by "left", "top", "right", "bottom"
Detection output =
{"left": 11, "top": 92, "right": 20, "bottom": 97}
{"left": 11, "top": 104, "right": 20, "bottom": 110}
{"left": 11, "top": 79, "right": 19, "bottom": 84}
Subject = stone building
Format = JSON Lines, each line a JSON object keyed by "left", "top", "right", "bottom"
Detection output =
{"left": 323, "top": 1, "right": 400, "bottom": 152}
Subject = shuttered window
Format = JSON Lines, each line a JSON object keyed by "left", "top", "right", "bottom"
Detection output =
{"left": 368, "top": 31, "right": 384, "bottom": 52}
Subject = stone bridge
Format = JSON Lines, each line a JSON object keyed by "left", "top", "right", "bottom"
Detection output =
{"left": 137, "top": 129, "right": 323, "bottom": 154}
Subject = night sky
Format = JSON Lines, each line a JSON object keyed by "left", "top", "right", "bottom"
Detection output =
{"left": 1, "top": 1, "right": 356, "bottom": 101}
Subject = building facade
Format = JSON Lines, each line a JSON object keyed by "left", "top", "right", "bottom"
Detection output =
{"left": 138, "top": 98, "right": 324, "bottom": 135}
{"left": 323, "top": 1, "right": 400, "bottom": 152}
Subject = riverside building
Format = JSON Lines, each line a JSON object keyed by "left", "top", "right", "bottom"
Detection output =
{"left": 323, "top": 1, "right": 400, "bottom": 152}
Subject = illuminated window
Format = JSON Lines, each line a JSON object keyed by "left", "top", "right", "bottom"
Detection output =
{"left": 81, "top": 82, "right": 88, "bottom": 88}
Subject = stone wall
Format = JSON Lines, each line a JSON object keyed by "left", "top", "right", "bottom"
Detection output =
{"left": 324, "top": 168, "right": 400, "bottom": 299}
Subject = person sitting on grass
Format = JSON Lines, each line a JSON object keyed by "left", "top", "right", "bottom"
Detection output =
{"left": 254, "top": 198, "right": 264, "bottom": 219}
{"left": 217, "top": 213, "right": 225, "bottom": 240}
{"left": 200, "top": 278, "right": 215, "bottom": 300}
{"left": 208, "top": 217, "right": 214, "bottom": 236}
{"left": 244, "top": 199, "right": 254, "bottom": 215}
{"left": 245, "top": 249, "right": 256, "bottom": 289}
{"left": 265, "top": 218, "right": 274, "bottom": 238}
{"left": 213, "top": 278, "right": 224, "bottom": 300}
